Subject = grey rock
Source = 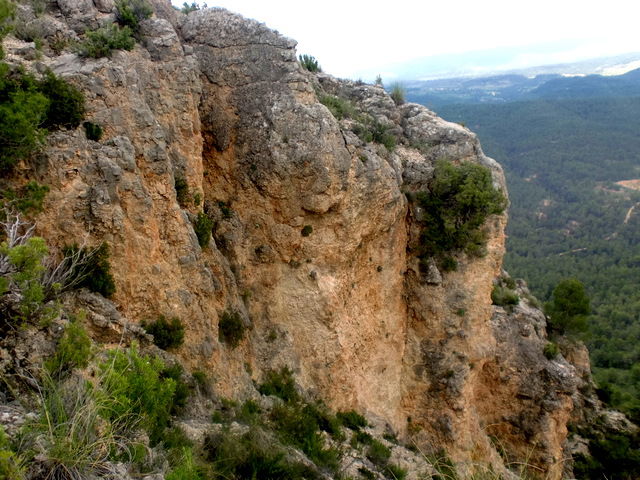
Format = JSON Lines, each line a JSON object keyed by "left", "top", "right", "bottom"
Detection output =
{"left": 424, "top": 259, "right": 442, "bottom": 285}
{"left": 140, "top": 18, "right": 183, "bottom": 61}
{"left": 92, "top": 0, "right": 114, "bottom": 13}
{"left": 57, "top": 0, "right": 100, "bottom": 31}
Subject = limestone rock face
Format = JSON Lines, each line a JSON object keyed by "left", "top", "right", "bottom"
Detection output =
{"left": 2, "top": 2, "right": 592, "bottom": 478}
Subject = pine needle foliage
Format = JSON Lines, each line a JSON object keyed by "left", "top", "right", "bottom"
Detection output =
{"left": 416, "top": 159, "right": 506, "bottom": 265}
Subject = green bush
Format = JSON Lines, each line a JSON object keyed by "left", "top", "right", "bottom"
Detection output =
{"left": 218, "top": 309, "right": 246, "bottom": 348}
{"left": 38, "top": 70, "right": 85, "bottom": 130}
{"left": 192, "top": 370, "right": 208, "bottom": 391}
{"left": 319, "top": 94, "right": 356, "bottom": 120}
{"left": 63, "top": 242, "right": 116, "bottom": 297}
{"left": 0, "top": 181, "right": 49, "bottom": 215}
{"left": 180, "top": 2, "right": 199, "bottom": 14}
{"left": 0, "top": 65, "right": 86, "bottom": 170}
{"left": 99, "top": 346, "right": 177, "bottom": 443}
{"left": 416, "top": 159, "right": 506, "bottom": 263}
{"left": 0, "top": 235, "right": 48, "bottom": 320}
{"left": 83, "top": 121, "right": 102, "bottom": 141}
{"left": 24, "top": 374, "right": 127, "bottom": 479}
{"left": 258, "top": 366, "right": 299, "bottom": 403}
{"left": 385, "top": 463, "right": 407, "bottom": 480}
{"left": 336, "top": 410, "right": 367, "bottom": 431}
{"left": 143, "top": 315, "right": 185, "bottom": 350}
{"left": 203, "top": 428, "right": 322, "bottom": 480}
{"left": 0, "top": 426, "right": 24, "bottom": 480}
{"left": 115, "top": 0, "right": 152, "bottom": 32}
{"left": 161, "top": 363, "right": 190, "bottom": 415}
{"left": 543, "top": 342, "right": 559, "bottom": 360}
{"left": 491, "top": 285, "right": 519, "bottom": 307}
{"left": 166, "top": 447, "right": 203, "bottom": 480}
{"left": 0, "top": 64, "right": 49, "bottom": 171}
{"left": 366, "top": 439, "right": 391, "bottom": 466}
{"left": 193, "top": 211, "right": 213, "bottom": 248}
{"left": 389, "top": 83, "right": 405, "bottom": 106}
{"left": 174, "top": 176, "right": 189, "bottom": 207}
{"left": 544, "top": 278, "right": 590, "bottom": 335}
{"left": 80, "top": 24, "right": 135, "bottom": 58}
{"left": 353, "top": 117, "right": 396, "bottom": 151}
{"left": 270, "top": 403, "right": 340, "bottom": 471}
{"left": 573, "top": 431, "right": 640, "bottom": 480}
{"left": 299, "top": 54, "right": 321, "bottom": 72}
{"left": 0, "top": 0, "right": 16, "bottom": 59}
{"left": 45, "top": 320, "right": 92, "bottom": 377}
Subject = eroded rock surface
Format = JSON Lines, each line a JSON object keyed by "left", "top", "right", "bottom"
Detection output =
{"left": 0, "top": 3, "right": 597, "bottom": 478}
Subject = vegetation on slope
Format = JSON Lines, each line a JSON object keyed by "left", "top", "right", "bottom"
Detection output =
{"left": 438, "top": 97, "right": 640, "bottom": 422}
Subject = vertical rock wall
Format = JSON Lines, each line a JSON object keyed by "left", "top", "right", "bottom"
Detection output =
{"left": 1, "top": 2, "right": 589, "bottom": 477}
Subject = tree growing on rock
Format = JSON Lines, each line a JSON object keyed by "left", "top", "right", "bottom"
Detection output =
{"left": 545, "top": 278, "right": 590, "bottom": 335}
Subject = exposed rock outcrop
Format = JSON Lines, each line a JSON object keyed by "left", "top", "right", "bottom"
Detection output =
{"left": 0, "top": 2, "right": 601, "bottom": 478}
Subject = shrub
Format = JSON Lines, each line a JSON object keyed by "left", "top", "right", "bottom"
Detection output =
{"left": 385, "top": 463, "right": 408, "bottom": 480}
{"left": 143, "top": 315, "right": 185, "bottom": 350}
{"left": 203, "top": 428, "right": 321, "bottom": 480}
{"left": 0, "top": 181, "right": 49, "bottom": 215}
{"left": 366, "top": 439, "right": 391, "bottom": 466}
{"left": 161, "top": 363, "right": 190, "bottom": 415}
{"left": 0, "top": 0, "right": 15, "bottom": 58}
{"left": 218, "top": 309, "right": 246, "bottom": 348}
{"left": 193, "top": 212, "right": 213, "bottom": 248}
{"left": 24, "top": 374, "right": 128, "bottom": 479}
{"left": 166, "top": 447, "right": 203, "bottom": 480}
{"left": 544, "top": 278, "right": 590, "bottom": 335}
{"left": 0, "top": 235, "right": 48, "bottom": 320}
{"left": 543, "top": 342, "right": 559, "bottom": 360}
{"left": 217, "top": 201, "right": 233, "bottom": 219}
{"left": 0, "top": 426, "right": 24, "bottom": 480}
{"left": 99, "top": 346, "right": 177, "bottom": 443}
{"left": 416, "top": 159, "right": 506, "bottom": 263}
{"left": 63, "top": 242, "right": 116, "bottom": 297}
{"left": 319, "top": 94, "right": 356, "bottom": 120}
{"left": 299, "top": 54, "right": 321, "bottom": 72}
{"left": 115, "top": 0, "right": 153, "bottom": 33}
{"left": 336, "top": 410, "right": 367, "bottom": 431}
{"left": 174, "top": 176, "right": 189, "bottom": 207}
{"left": 0, "top": 65, "right": 86, "bottom": 170}
{"left": 192, "top": 370, "right": 207, "bottom": 391}
{"left": 352, "top": 117, "right": 396, "bottom": 151}
{"left": 180, "top": 2, "right": 199, "bottom": 14}
{"left": 270, "top": 403, "right": 340, "bottom": 471}
{"left": 0, "top": 64, "right": 49, "bottom": 171}
{"left": 45, "top": 320, "right": 92, "bottom": 377}
{"left": 80, "top": 24, "right": 135, "bottom": 58}
{"left": 38, "top": 70, "right": 85, "bottom": 130}
{"left": 491, "top": 285, "right": 519, "bottom": 307}
{"left": 389, "top": 83, "right": 405, "bottom": 106}
{"left": 258, "top": 366, "right": 299, "bottom": 403}
{"left": 83, "top": 121, "right": 102, "bottom": 141}
{"left": 301, "top": 225, "right": 313, "bottom": 237}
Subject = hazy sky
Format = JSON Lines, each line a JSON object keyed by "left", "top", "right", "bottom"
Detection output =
{"left": 172, "top": 0, "right": 640, "bottom": 80}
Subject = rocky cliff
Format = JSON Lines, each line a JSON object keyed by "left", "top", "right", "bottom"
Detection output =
{"left": 0, "top": 1, "right": 606, "bottom": 478}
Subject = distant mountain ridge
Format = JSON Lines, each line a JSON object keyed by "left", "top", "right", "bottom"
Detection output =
{"left": 405, "top": 66, "right": 640, "bottom": 108}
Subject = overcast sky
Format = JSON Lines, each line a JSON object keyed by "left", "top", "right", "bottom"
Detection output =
{"left": 172, "top": 0, "right": 640, "bottom": 80}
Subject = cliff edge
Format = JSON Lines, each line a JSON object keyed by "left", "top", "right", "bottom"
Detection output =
{"left": 0, "top": 1, "right": 608, "bottom": 478}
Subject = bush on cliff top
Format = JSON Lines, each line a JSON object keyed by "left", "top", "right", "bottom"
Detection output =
{"left": 79, "top": 24, "right": 136, "bottom": 58}
{"left": 0, "top": 64, "right": 86, "bottom": 171}
{"left": 115, "top": 0, "right": 152, "bottom": 33}
{"left": 416, "top": 159, "right": 506, "bottom": 266}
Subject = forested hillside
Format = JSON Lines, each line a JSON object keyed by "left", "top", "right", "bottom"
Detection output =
{"left": 436, "top": 97, "right": 640, "bottom": 419}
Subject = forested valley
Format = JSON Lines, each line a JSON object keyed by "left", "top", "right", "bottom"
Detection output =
{"left": 432, "top": 95, "right": 640, "bottom": 420}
